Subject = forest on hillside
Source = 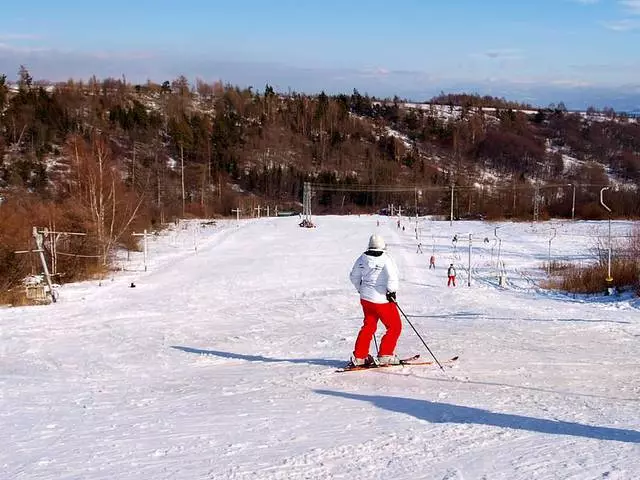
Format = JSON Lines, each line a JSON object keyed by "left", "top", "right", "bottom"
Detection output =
{"left": 1, "top": 67, "right": 639, "bottom": 300}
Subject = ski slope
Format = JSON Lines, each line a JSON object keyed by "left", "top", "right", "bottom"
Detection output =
{"left": 1, "top": 216, "right": 639, "bottom": 480}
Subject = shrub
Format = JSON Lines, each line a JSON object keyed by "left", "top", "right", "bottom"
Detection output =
{"left": 552, "top": 228, "right": 640, "bottom": 294}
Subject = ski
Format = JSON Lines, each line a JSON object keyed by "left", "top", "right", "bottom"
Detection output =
{"left": 336, "top": 355, "right": 459, "bottom": 373}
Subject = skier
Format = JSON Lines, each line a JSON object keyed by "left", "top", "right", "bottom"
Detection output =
{"left": 429, "top": 255, "right": 436, "bottom": 269}
{"left": 349, "top": 234, "right": 402, "bottom": 367}
{"left": 447, "top": 263, "right": 457, "bottom": 287}
{"left": 416, "top": 242, "right": 423, "bottom": 254}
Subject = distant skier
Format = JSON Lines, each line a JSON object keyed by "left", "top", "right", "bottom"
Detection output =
{"left": 447, "top": 263, "right": 457, "bottom": 287}
{"left": 349, "top": 234, "right": 402, "bottom": 367}
{"left": 429, "top": 255, "right": 436, "bottom": 269}
{"left": 416, "top": 242, "right": 423, "bottom": 254}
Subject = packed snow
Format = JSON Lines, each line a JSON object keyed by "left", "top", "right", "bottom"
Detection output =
{"left": 1, "top": 216, "right": 639, "bottom": 480}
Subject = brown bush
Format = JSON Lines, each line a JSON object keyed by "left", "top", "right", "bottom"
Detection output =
{"left": 557, "top": 260, "right": 638, "bottom": 294}
{"left": 549, "top": 227, "right": 640, "bottom": 294}
{"left": 0, "top": 192, "right": 112, "bottom": 294}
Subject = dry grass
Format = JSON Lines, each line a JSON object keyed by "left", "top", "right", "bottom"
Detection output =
{"left": 549, "top": 229, "right": 640, "bottom": 294}
{"left": 0, "top": 288, "right": 48, "bottom": 307}
{"left": 557, "top": 261, "right": 638, "bottom": 293}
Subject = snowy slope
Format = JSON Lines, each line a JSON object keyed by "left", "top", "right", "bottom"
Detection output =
{"left": 1, "top": 216, "right": 639, "bottom": 480}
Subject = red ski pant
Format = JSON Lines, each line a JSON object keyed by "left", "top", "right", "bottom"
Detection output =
{"left": 353, "top": 299, "right": 402, "bottom": 359}
{"left": 448, "top": 275, "right": 456, "bottom": 286}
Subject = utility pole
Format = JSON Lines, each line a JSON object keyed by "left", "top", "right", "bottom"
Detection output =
{"left": 180, "top": 144, "right": 185, "bottom": 217}
{"left": 450, "top": 184, "right": 455, "bottom": 226}
{"left": 155, "top": 148, "right": 161, "bottom": 208}
{"left": 414, "top": 188, "right": 420, "bottom": 240}
{"left": 533, "top": 186, "right": 540, "bottom": 222}
{"left": 569, "top": 183, "right": 576, "bottom": 220}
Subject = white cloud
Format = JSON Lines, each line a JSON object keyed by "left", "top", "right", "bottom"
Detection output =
{"left": 603, "top": 19, "right": 640, "bottom": 30}
{"left": 619, "top": 0, "right": 640, "bottom": 14}
{"left": 0, "top": 33, "right": 41, "bottom": 41}
{"left": 550, "top": 79, "right": 592, "bottom": 87}
{"left": 0, "top": 42, "right": 48, "bottom": 54}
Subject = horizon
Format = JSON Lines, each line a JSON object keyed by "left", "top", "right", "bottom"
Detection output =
{"left": 2, "top": 0, "right": 640, "bottom": 111}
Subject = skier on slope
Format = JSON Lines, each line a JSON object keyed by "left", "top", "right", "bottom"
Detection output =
{"left": 349, "top": 234, "right": 402, "bottom": 367}
{"left": 447, "top": 263, "right": 457, "bottom": 287}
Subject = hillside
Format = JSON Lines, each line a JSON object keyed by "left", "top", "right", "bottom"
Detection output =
{"left": 1, "top": 69, "right": 640, "bottom": 297}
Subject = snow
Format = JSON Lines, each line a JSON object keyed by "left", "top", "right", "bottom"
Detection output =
{"left": 384, "top": 126, "right": 413, "bottom": 149}
{"left": 1, "top": 216, "right": 639, "bottom": 479}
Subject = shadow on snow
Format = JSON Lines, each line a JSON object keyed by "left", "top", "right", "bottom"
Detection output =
{"left": 171, "top": 346, "right": 345, "bottom": 368}
{"left": 315, "top": 390, "right": 640, "bottom": 444}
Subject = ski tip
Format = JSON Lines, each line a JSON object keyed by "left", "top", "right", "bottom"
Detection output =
{"left": 451, "top": 355, "right": 459, "bottom": 361}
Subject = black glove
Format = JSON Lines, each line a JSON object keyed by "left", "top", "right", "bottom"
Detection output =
{"left": 386, "top": 291, "right": 397, "bottom": 303}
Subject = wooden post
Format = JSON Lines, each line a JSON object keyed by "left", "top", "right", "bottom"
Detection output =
{"left": 231, "top": 208, "right": 241, "bottom": 224}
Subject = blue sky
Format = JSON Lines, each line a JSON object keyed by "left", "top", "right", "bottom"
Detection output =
{"left": 1, "top": 0, "right": 640, "bottom": 109}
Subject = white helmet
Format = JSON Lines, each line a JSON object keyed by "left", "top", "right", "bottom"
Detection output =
{"left": 368, "top": 234, "right": 386, "bottom": 250}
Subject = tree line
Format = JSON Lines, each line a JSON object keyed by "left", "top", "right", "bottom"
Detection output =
{"left": 1, "top": 67, "right": 639, "bottom": 301}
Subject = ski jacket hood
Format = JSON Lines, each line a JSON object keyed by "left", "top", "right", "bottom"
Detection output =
{"left": 350, "top": 250, "right": 399, "bottom": 304}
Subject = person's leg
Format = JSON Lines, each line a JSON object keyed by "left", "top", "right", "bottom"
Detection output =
{"left": 353, "top": 299, "right": 379, "bottom": 359}
{"left": 377, "top": 302, "right": 402, "bottom": 356}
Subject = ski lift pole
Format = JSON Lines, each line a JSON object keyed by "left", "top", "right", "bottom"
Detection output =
{"left": 600, "top": 187, "right": 613, "bottom": 283}
{"left": 467, "top": 233, "right": 472, "bottom": 287}
{"left": 495, "top": 227, "right": 502, "bottom": 271}
{"left": 392, "top": 300, "right": 445, "bottom": 371}
{"left": 547, "top": 227, "right": 557, "bottom": 275}
{"left": 33, "top": 227, "right": 56, "bottom": 303}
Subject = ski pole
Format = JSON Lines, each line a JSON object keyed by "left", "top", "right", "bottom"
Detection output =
{"left": 393, "top": 300, "right": 445, "bottom": 372}
{"left": 373, "top": 333, "right": 379, "bottom": 355}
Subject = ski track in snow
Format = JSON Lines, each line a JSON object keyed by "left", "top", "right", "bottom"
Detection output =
{"left": 1, "top": 216, "right": 639, "bottom": 479}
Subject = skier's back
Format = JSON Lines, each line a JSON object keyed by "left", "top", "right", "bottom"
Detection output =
{"left": 447, "top": 263, "right": 456, "bottom": 287}
{"left": 349, "top": 234, "right": 402, "bottom": 366}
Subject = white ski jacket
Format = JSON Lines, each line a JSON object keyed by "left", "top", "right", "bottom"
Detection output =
{"left": 349, "top": 250, "right": 399, "bottom": 304}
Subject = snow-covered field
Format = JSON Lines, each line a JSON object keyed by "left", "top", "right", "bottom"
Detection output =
{"left": 1, "top": 216, "right": 639, "bottom": 480}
